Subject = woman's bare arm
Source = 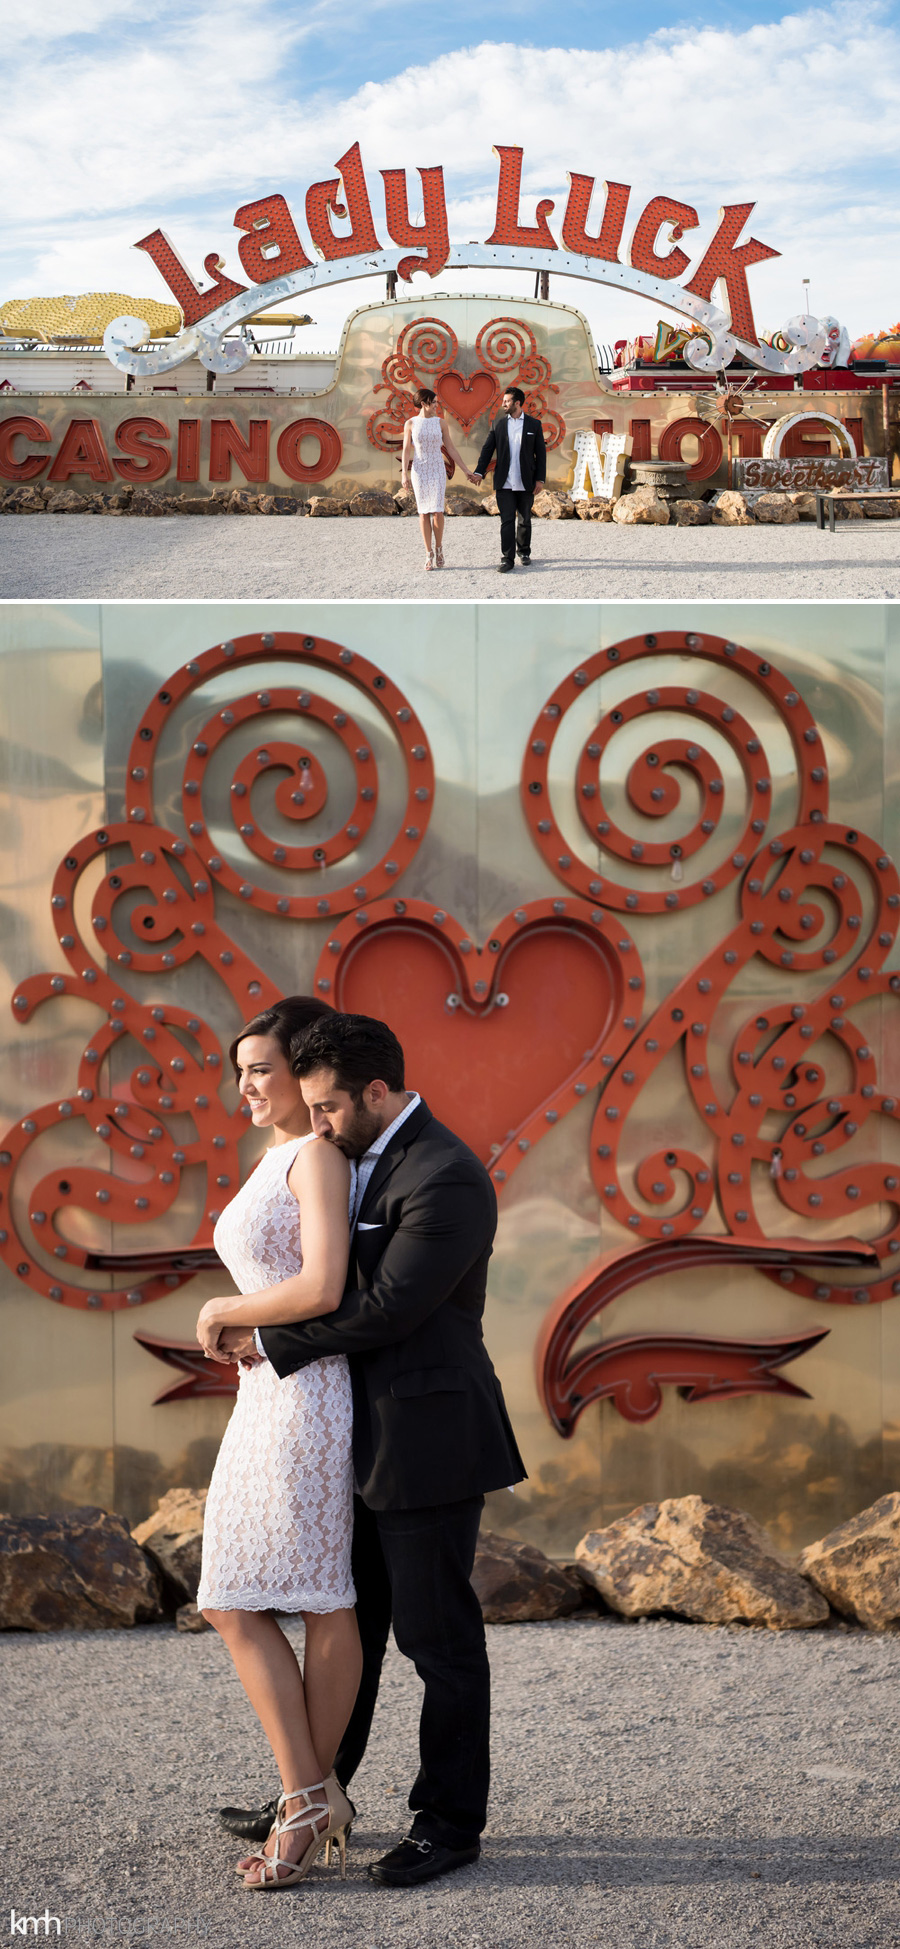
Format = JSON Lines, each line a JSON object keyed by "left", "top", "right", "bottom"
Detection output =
{"left": 438, "top": 418, "right": 476, "bottom": 481}
{"left": 196, "top": 1139, "right": 351, "bottom": 1356}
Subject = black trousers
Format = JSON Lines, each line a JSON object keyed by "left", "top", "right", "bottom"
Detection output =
{"left": 496, "top": 487, "right": 534, "bottom": 561}
{"left": 335, "top": 1493, "right": 489, "bottom": 1849}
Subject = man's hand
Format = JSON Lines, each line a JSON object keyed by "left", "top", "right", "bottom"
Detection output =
{"left": 471, "top": 472, "right": 483, "bottom": 484}
{"left": 534, "top": 481, "right": 544, "bottom": 493}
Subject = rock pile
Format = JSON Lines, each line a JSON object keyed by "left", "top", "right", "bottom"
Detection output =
{"left": 8, "top": 1492, "right": 900, "bottom": 1632}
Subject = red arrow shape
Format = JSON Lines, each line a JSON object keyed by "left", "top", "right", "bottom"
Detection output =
{"left": 134, "top": 1330, "right": 239, "bottom": 1403}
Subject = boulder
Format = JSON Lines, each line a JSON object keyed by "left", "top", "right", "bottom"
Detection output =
{"left": 349, "top": 489, "right": 396, "bottom": 516}
{"left": 392, "top": 489, "right": 417, "bottom": 516}
{"left": 672, "top": 498, "right": 713, "bottom": 526}
{"left": 175, "top": 1601, "right": 212, "bottom": 1634}
{"left": 787, "top": 491, "right": 819, "bottom": 521}
{"left": 132, "top": 1487, "right": 206, "bottom": 1605}
{"left": 472, "top": 1531, "right": 587, "bottom": 1623}
{"left": 835, "top": 498, "right": 865, "bottom": 519}
{"left": 308, "top": 497, "right": 351, "bottom": 516}
{"left": 45, "top": 488, "right": 86, "bottom": 514}
{"left": 226, "top": 490, "right": 259, "bottom": 514}
{"left": 170, "top": 496, "right": 226, "bottom": 515}
{"left": 753, "top": 493, "right": 800, "bottom": 525}
{"left": 443, "top": 493, "right": 483, "bottom": 515}
{"left": 0, "top": 485, "right": 48, "bottom": 513}
{"left": 480, "top": 492, "right": 501, "bottom": 517}
{"left": 0, "top": 1507, "right": 163, "bottom": 1630}
{"left": 862, "top": 497, "right": 900, "bottom": 518}
{"left": 711, "top": 490, "right": 755, "bottom": 526}
{"left": 532, "top": 490, "right": 577, "bottom": 520}
{"left": 128, "top": 490, "right": 177, "bottom": 516}
{"left": 612, "top": 488, "right": 669, "bottom": 526}
{"left": 575, "top": 1496, "right": 829, "bottom": 1630}
{"left": 256, "top": 493, "right": 301, "bottom": 516}
{"left": 575, "top": 497, "right": 615, "bottom": 521}
{"left": 799, "top": 1493, "right": 900, "bottom": 1629}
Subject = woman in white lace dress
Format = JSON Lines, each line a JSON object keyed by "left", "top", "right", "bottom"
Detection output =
{"left": 401, "top": 386, "right": 475, "bottom": 571}
{"left": 194, "top": 996, "right": 361, "bottom": 1889}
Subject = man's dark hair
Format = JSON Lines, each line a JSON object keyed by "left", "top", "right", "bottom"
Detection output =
{"left": 228, "top": 994, "right": 332, "bottom": 1080}
{"left": 291, "top": 1012, "right": 406, "bottom": 1097}
{"left": 504, "top": 386, "right": 525, "bottom": 406}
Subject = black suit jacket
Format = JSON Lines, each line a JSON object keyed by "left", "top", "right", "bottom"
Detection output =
{"left": 475, "top": 412, "right": 546, "bottom": 493}
{"left": 259, "top": 1100, "right": 526, "bottom": 1511}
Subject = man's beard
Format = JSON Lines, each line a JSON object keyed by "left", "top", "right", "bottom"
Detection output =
{"left": 327, "top": 1099, "right": 382, "bottom": 1159}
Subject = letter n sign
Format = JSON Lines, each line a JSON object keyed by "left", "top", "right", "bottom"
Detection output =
{"left": 571, "top": 429, "right": 627, "bottom": 501}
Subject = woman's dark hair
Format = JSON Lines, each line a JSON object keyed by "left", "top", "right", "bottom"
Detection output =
{"left": 414, "top": 386, "right": 436, "bottom": 406}
{"left": 228, "top": 995, "right": 333, "bottom": 1080}
{"left": 504, "top": 385, "right": 526, "bottom": 406}
{"left": 291, "top": 1012, "right": 405, "bottom": 1097}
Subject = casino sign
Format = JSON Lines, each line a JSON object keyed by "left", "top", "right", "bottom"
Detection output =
{"left": 0, "top": 145, "right": 893, "bottom": 501}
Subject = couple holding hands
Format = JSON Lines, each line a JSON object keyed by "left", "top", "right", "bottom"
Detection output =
{"left": 194, "top": 998, "right": 524, "bottom": 1893}
{"left": 402, "top": 385, "right": 547, "bottom": 572}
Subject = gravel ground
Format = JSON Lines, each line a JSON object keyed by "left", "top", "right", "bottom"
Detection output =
{"left": 4, "top": 1614, "right": 899, "bottom": 1949}
{"left": 1, "top": 515, "right": 899, "bottom": 600}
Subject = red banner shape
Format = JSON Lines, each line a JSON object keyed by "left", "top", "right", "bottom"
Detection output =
{"left": 537, "top": 1234, "right": 878, "bottom": 1436}
{"left": 548, "top": 1326, "right": 829, "bottom": 1429}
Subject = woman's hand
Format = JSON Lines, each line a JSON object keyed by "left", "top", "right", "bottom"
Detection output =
{"left": 197, "top": 1295, "right": 242, "bottom": 1361}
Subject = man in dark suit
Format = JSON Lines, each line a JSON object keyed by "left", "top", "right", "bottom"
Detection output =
{"left": 473, "top": 385, "right": 546, "bottom": 572}
{"left": 217, "top": 1012, "right": 525, "bottom": 1887}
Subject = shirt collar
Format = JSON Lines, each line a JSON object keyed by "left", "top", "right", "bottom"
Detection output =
{"left": 360, "top": 1091, "right": 421, "bottom": 1165}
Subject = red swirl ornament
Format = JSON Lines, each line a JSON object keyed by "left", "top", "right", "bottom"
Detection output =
{"left": 127, "top": 631, "right": 434, "bottom": 919}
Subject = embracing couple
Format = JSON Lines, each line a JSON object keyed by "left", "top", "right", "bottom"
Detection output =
{"left": 195, "top": 997, "right": 525, "bottom": 1892}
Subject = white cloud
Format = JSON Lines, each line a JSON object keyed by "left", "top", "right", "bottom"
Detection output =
{"left": 3, "top": 3, "right": 900, "bottom": 339}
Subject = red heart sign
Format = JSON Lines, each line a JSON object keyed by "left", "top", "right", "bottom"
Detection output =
{"left": 314, "top": 897, "right": 641, "bottom": 1188}
{"left": 435, "top": 369, "right": 499, "bottom": 434}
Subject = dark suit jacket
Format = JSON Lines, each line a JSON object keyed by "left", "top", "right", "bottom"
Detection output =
{"left": 259, "top": 1100, "right": 526, "bottom": 1511}
{"left": 475, "top": 412, "right": 546, "bottom": 493}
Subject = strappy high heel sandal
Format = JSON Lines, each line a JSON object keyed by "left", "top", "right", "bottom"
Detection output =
{"left": 241, "top": 1781, "right": 334, "bottom": 1890}
{"left": 424, "top": 550, "right": 434, "bottom": 571}
{"left": 321, "top": 1772, "right": 354, "bottom": 1871}
{"left": 434, "top": 543, "right": 444, "bottom": 568}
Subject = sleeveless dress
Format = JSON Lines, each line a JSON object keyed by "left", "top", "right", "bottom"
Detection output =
{"left": 196, "top": 1134, "right": 356, "bottom": 1614}
{"left": 409, "top": 413, "right": 446, "bottom": 513}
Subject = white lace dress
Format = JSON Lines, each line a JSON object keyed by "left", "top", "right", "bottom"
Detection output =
{"left": 409, "top": 413, "right": 446, "bottom": 513}
{"left": 196, "top": 1134, "right": 356, "bottom": 1614}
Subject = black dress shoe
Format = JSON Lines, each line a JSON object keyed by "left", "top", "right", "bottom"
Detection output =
{"left": 368, "top": 1835, "right": 481, "bottom": 1886}
{"left": 220, "top": 1785, "right": 357, "bottom": 1843}
{"left": 497, "top": 560, "right": 514, "bottom": 572}
{"left": 218, "top": 1797, "right": 279, "bottom": 1842}
{"left": 517, "top": 553, "right": 531, "bottom": 563}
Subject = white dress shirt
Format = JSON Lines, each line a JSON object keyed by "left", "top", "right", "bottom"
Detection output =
{"left": 252, "top": 1092, "right": 422, "bottom": 1358}
{"left": 502, "top": 412, "right": 525, "bottom": 491}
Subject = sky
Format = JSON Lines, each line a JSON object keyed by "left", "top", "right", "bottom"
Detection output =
{"left": 3, "top": 0, "right": 900, "bottom": 355}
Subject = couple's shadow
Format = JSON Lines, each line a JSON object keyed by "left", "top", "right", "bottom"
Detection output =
{"left": 339, "top": 1828, "right": 898, "bottom": 1890}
